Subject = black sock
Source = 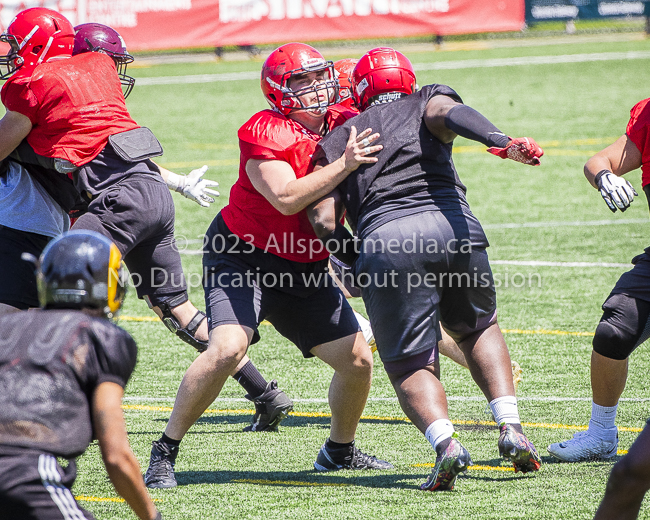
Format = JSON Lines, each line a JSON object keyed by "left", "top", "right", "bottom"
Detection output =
{"left": 435, "top": 437, "right": 453, "bottom": 457}
{"left": 233, "top": 360, "right": 269, "bottom": 397}
{"left": 326, "top": 438, "right": 354, "bottom": 451}
{"left": 160, "top": 433, "right": 181, "bottom": 447}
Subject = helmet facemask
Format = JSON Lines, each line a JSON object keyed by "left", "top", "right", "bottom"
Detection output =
{"left": 280, "top": 60, "right": 338, "bottom": 115}
{"left": 0, "top": 34, "right": 21, "bottom": 79}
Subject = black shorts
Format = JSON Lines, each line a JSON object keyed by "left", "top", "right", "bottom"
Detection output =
{"left": 0, "top": 451, "right": 94, "bottom": 520}
{"left": 0, "top": 225, "right": 52, "bottom": 309}
{"left": 203, "top": 215, "right": 359, "bottom": 357}
{"left": 73, "top": 174, "right": 186, "bottom": 300}
{"left": 610, "top": 247, "right": 650, "bottom": 303}
{"left": 356, "top": 210, "right": 497, "bottom": 363}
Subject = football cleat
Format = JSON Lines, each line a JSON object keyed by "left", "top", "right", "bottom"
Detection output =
{"left": 421, "top": 436, "right": 472, "bottom": 491}
{"left": 547, "top": 430, "right": 618, "bottom": 462}
{"left": 498, "top": 424, "right": 542, "bottom": 473}
{"left": 314, "top": 441, "right": 394, "bottom": 471}
{"left": 144, "top": 440, "right": 179, "bottom": 489}
{"left": 243, "top": 380, "right": 294, "bottom": 432}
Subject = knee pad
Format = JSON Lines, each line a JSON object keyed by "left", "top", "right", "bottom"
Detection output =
{"left": 145, "top": 293, "right": 208, "bottom": 353}
{"left": 593, "top": 294, "right": 650, "bottom": 360}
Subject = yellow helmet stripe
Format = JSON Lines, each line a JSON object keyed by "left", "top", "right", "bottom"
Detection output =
{"left": 107, "top": 243, "right": 123, "bottom": 314}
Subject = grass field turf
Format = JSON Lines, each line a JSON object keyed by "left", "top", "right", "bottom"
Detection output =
{"left": 73, "top": 37, "right": 650, "bottom": 519}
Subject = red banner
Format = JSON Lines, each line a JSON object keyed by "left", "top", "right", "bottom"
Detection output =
{"left": 0, "top": 0, "right": 524, "bottom": 52}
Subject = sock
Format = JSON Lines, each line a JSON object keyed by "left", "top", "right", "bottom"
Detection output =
{"left": 425, "top": 419, "right": 455, "bottom": 455}
{"left": 326, "top": 438, "right": 354, "bottom": 451}
{"left": 588, "top": 402, "right": 618, "bottom": 440}
{"left": 489, "top": 396, "right": 520, "bottom": 426}
{"left": 233, "top": 360, "right": 268, "bottom": 398}
{"left": 160, "top": 433, "right": 181, "bottom": 447}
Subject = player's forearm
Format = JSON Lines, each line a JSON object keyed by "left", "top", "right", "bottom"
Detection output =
{"left": 104, "top": 452, "right": 160, "bottom": 520}
{"left": 276, "top": 156, "right": 349, "bottom": 215}
{"left": 584, "top": 155, "right": 614, "bottom": 189}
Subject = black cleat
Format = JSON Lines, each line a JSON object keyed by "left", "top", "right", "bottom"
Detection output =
{"left": 314, "top": 440, "right": 394, "bottom": 471}
{"left": 144, "top": 440, "right": 179, "bottom": 489}
{"left": 243, "top": 380, "right": 293, "bottom": 432}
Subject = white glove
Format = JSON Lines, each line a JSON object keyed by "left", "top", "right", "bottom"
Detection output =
{"left": 168, "top": 166, "right": 219, "bottom": 207}
{"left": 595, "top": 170, "right": 637, "bottom": 213}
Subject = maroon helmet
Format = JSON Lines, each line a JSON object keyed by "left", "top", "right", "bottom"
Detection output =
{"left": 73, "top": 23, "right": 135, "bottom": 98}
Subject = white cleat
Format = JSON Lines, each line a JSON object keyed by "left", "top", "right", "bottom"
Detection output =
{"left": 548, "top": 430, "right": 618, "bottom": 462}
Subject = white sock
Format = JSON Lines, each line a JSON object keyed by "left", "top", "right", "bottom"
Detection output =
{"left": 489, "top": 396, "right": 520, "bottom": 426}
{"left": 425, "top": 419, "right": 455, "bottom": 452}
{"left": 353, "top": 310, "right": 374, "bottom": 344}
{"left": 588, "top": 402, "right": 618, "bottom": 440}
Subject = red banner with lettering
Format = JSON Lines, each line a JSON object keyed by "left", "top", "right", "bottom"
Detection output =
{"left": 0, "top": 1, "right": 524, "bottom": 52}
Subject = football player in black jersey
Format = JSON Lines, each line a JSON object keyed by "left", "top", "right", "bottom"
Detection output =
{"left": 309, "top": 47, "right": 544, "bottom": 491}
{"left": 0, "top": 230, "right": 162, "bottom": 520}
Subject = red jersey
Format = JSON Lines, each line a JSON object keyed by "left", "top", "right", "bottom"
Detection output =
{"left": 1, "top": 52, "right": 139, "bottom": 167}
{"left": 222, "top": 106, "right": 355, "bottom": 263}
{"left": 627, "top": 98, "right": 650, "bottom": 188}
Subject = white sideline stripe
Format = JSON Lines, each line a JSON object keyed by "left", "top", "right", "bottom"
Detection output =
{"left": 490, "top": 260, "right": 631, "bottom": 268}
{"left": 122, "top": 396, "right": 650, "bottom": 403}
{"left": 413, "top": 50, "right": 650, "bottom": 71}
{"left": 483, "top": 218, "right": 648, "bottom": 229}
{"left": 136, "top": 51, "right": 650, "bottom": 86}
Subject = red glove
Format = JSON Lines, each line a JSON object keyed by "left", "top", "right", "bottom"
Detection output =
{"left": 487, "top": 137, "right": 543, "bottom": 166}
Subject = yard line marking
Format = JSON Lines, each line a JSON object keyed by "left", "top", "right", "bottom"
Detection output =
{"left": 414, "top": 463, "right": 515, "bottom": 472}
{"left": 121, "top": 405, "right": 644, "bottom": 433}
{"left": 116, "top": 318, "right": 597, "bottom": 338}
{"left": 491, "top": 260, "right": 630, "bottom": 268}
{"left": 75, "top": 496, "right": 163, "bottom": 503}
{"left": 233, "top": 479, "right": 348, "bottom": 487}
{"left": 501, "top": 328, "right": 594, "bottom": 337}
{"left": 136, "top": 51, "right": 650, "bottom": 87}
{"left": 483, "top": 218, "right": 647, "bottom": 229}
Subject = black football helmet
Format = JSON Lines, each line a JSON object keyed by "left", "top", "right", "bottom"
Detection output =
{"left": 37, "top": 230, "right": 126, "bottom": 318}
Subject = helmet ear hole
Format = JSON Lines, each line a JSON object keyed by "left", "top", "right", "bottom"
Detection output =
{"left": 31, "top": 45, "right": 42, "bottom": 55}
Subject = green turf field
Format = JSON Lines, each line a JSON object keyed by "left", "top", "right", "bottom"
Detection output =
{"left": 75, "top": 37, "right": 650, "bottom": 519}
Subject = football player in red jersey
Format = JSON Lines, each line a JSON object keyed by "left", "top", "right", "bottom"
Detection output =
{"left": 143, "top": 42, "right": 393, "bottom": 489}
{"left": 550, "top": 99, "right": 650, "bottom": 519}
{"left": 310, "top": 47, "right": 543, "bottom": 490}
{"left": 0, "top": 9, "right": 290, "bottom": 431}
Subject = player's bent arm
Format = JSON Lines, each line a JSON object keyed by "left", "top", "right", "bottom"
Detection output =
{"left": 92, "top": 382, "right": 161, "bottom": 520}
{"left": 584, "top": 135, "right": 642, "bottom": 189}
{"left": 306, "top": 188, "right": 344, "bottom": 238}
{"left": 246, "top": 126, "right": 381, "bottom": 216}
{"left": 0, "top": 110, "right": 32, "bottom": 162}
{"left": 423, "top": 95, "right": 462, "bottom": 143}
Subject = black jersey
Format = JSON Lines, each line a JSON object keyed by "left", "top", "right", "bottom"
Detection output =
{"left": 0, "top": 310, "right": 137, "bottom": 458}
{"left": 314, "top": 84, "right": 485, "bottom": 240}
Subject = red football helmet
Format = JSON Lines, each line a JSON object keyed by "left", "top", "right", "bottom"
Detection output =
{"left": 73, "top": 23, "right": 135, "bottom": 98}
{"left": 352, "top": 47, "right": 417, "bottom": 111}
{"left": 334, "top": 58, "right": 358, "bottom": 111}
{"left": 261, "top": 43, "right": 337, "bottom": 116}
{"left": 0, "top": 7, "right": 74, "bottom": 80}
